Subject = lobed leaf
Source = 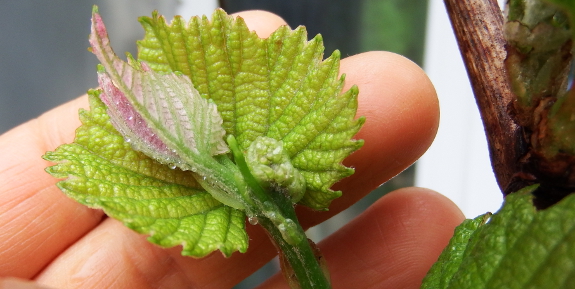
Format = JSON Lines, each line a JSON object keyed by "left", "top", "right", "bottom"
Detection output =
{"left": 136, "top": 9, "right": 364, "bottom": 209}
{"left": 44, "top": 91, "right": 248, "bottom": 257}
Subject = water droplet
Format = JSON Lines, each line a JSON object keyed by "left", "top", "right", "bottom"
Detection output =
{"left": 168, "top": 163, "right": 177, "bottom": 169}
{"left": 248, "top": 216, "right": 259, "bottom": 225}
{"left": 124, "top": 137, "right": 132, "bottom": 143}
{"left": 202, "top": 176, "right": 207, "bottom": 181}
{"left": 128, "top": 116, "right": 134, "bottom": 121}
{"left": 266, "top": 211, "right": 277, "bottom": 220}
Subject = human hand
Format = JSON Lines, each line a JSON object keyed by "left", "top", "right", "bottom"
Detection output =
{"left": 0, "top": 10, "right": 464, "bottom": 289}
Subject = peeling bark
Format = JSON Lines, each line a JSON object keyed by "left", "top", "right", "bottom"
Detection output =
{"left": 444, "top": 0, "right": 525, "bottom": 195}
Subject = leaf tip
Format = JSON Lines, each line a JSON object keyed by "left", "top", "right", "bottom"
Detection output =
{"left": 41, "top": 151, "right": 53, "bottom": 162}
{"left": 349, "top": 84, "right": 359, "bottom": 95}
{"left": 354, "top": 137, "right": 365, "bottom": 148}
{"left": 90, "top": 7, "right": 109, "bottom": 54}
{"left": 331, "top": 49, "right": 341, "bottom": 60}
{"left": 311, "top": 33, "right": 324, "bottom": 43}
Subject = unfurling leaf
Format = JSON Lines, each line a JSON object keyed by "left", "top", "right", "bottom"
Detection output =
{"left": 90, "top": 11, "right": 248, "bottom": 211}
{"left": 246, "top": 136, "right": 306, "bottom": 203}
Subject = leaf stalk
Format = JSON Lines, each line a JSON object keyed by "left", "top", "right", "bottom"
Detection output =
{"left": 227, "top": 135, "right": 331, "bottom": 288}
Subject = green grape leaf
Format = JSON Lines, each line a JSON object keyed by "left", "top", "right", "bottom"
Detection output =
{"left": 421, "top": 214, "right": 491, "bottom": 289}
{"left": 136, "top": 9, "right": 364, "bottom": 210}
{"left": 44, "top": 90, "right": 248, "bottom": 257}
{"left": 421, "top": 185, "right": 575, "bottom": 289}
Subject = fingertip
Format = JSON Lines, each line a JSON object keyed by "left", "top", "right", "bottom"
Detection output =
{"left": 316, "top": 52, "right": 439, "bottom": 217}
{"left": 232, "top": 10, "right": 289, "bottom": 38}
{"left": 359, "top": 187, "right": 465, "bottom": 286}
{"left": 382, "top": 187, "right": 465, "bottom": 222}
{"left": 324, "top": 187, "right": 464, "bottom": 288}
{"left": 342, "top": 51, "right": 439, "bottom": 178}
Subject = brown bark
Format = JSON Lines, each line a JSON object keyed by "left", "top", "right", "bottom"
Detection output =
{"left": 444, "top": 0, "right": 525, "bottom": 195}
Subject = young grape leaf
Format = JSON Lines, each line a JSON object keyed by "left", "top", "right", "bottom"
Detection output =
{"left": 136, "top": 9, "right": 365, "bottom": 210}
{"left": 89, "top": 10, "right": 251, "bottom": 211}
{"left": 421, "top": 185, "right": 575, "bottom": 289}
{"left": 44, "top": 90, "right": 248, "bottom": 257}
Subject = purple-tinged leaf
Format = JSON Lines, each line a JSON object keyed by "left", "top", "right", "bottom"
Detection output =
{"left": 89, "top": 9, "right": 249, "bottom": 211}
{"left": 97, "top": 71, "right": 182, "bottom": 167}
{"left": 89, "top": 11, "right": 229, "bottom": 172}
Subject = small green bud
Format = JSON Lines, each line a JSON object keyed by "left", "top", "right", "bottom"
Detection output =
{"left": 246, "top": 137, "right": 306, "bottom": 203}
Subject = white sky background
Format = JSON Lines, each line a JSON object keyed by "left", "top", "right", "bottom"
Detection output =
{"left": 176, "top": 0, "right": 218, "bottom": 19}
{"left": 416, "top": 0, "right": 508, "bottom": 218}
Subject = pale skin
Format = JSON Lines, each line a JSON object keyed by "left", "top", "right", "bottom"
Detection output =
{"left": 0, "top": 10, "right": 465, "bottom": 289}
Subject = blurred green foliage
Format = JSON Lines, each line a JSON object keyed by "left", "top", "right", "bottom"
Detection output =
{"left": 360, "top": 0, "right": 428, "bottom": 65}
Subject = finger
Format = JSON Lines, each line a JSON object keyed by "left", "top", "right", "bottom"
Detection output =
{"left": 0, "top": 96, "right": 103, "bottom": 279}
{"left": 259, "top": 188, "right": 465, "bottom": 289}
{"left": 35, "top": 218, "right": 277, "bottom": 289}
{"left": 298, "top": 51, "right": 439, "bottom": 227}
{"left": 34, "top": 51, "right": 439, "bottom": 288}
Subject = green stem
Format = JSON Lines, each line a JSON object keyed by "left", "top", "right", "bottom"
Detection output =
{"left": 260, "top": 192, "right": 331, "bottom": 289}
{"left": 227, "top": 135, "right": 331, "bottom": 288}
